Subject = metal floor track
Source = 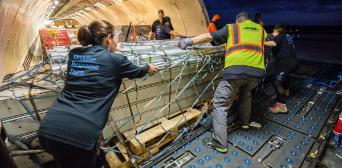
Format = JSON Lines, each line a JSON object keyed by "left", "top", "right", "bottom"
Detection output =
{"left": 143, "top": 80, "right": 341, "bottom": 168}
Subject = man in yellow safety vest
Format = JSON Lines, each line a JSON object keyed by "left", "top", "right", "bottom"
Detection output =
{"left": 178, "top": 12, "right": 275, "bottom": 153}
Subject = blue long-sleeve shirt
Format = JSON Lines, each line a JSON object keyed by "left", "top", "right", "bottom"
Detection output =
{"left": 38, "top": 45, "right": 149, "bottom": 149}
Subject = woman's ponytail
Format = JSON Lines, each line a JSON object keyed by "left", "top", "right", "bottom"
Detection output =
{"left": 77, "top": 20, "right": 114, "bottom": 46}
{"left": 77, "top": 25, "right": 94, "bottom": 46}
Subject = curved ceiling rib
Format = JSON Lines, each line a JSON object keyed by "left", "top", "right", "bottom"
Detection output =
{"left": 0, "top": 0, "right": 209, "bottom": 81}
{"left": 0, "top": 0, "right": 54, "bottom": 80}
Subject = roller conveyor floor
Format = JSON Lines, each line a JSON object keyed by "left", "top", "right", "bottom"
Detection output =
{"left": 141, "top": 62, "right": 342, "bottom": 168}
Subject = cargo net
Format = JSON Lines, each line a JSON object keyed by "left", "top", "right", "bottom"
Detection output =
{"left": 0, "top": 40, "right": 225, "bottom": 167}
{"left": 100, "top": 40, "right": 225, "bottom": 167}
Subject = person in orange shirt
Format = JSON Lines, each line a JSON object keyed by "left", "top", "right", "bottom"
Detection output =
{"left": 208, "top": 14, "right": 221, "bottom": 33}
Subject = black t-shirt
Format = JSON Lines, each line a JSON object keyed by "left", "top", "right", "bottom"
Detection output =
{"left": 272, "top": 33, "right": 296, "bottom": 59}
{"left": 151, "top": 20, "right": 162, "bottom": 36}
{"left": 156, "top": 22, "right": 173, "bottom": 40}
{"left": 272, "top": 33, "right": 298, "bottom": 73}
{"left": 210, "top": 25, "right": 266, "bottom": 81}
{"left": 38, "top": 45, "right": 149, "bottom": 150}
{"left": 152, "top": 20, "right": 174, "bottom": 40}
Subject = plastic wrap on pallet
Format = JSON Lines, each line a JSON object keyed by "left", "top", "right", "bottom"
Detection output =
{"left": 0, "top": 40, "right": 224, "bottom": 139}
{"left": 0, "top": 40, "right": 223, "bottom": 166}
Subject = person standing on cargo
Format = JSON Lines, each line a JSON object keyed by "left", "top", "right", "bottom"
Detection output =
{"left": 38, "top": 20, "right": 160, "bottom": 168}
{"left": 149, "top": 10, "right": 174, "bottom": 40}
{"left": 156, "top": 16, "right": 185, "bottom": 40}
{"left": 178, "top": 12, "right": 275, "bottom": 153}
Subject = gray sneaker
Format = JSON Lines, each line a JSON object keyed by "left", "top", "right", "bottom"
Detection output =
{"left": 202, "top": 138, "right": 228, "bottom": 153}
{"left": 250, "top": 121, "right": 262, "bottom": 129}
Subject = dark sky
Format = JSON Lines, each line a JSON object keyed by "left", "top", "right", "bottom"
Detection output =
{"left": 203, "top": 0, "right": 342, "bottom": 26}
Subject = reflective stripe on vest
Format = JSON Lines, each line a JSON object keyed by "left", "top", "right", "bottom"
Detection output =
{"left": 224, "top": 20, "right": 265, "bottom": 69}
{"left": 232, "top": 24, "right": 239, "bottom": 44}
{"left": 226, "top": 44, "right": 263, "bottom": 55}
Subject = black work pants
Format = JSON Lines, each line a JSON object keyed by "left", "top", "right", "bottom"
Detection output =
{"left": 39, "top": 136, "right": 99, "bottom": 168}
{"left": 272, "top": 57, "right": 298, "bottom": 103}
{"left": 273, "top": 73, "right": 291, "bottom": 103}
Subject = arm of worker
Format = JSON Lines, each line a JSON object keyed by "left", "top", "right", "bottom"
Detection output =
{"left": 177, "top": 33, "right": 210, "bottom": 49}
{"left": 118, "top": 55, "right": 160, "bottom": 79}
{"left": 265, "top": 41, "right": 276, "bottom": 47}
{"left": 264, "top": 30, "right": 276, "bottom": 47}
{"left": 98, "top": 133, "right": 105, "bottom": 147}
{"left": 169, "top": 31, "right": 187, "bottom": 38}
{"left": 191, "top": 33, "right": 213, "bottom": 44}
{"left": 164, "top": 25, "right": 186, "bottom": 39}
{"left": 148, "top": 31, "right": 155, "bottom": 40}
{"left": 195, "top": 26, "right": 228, "bottom": 45}
{"left": 178, "top": 26, "right": 227, "bottom": 49}
{"left": 149, "top": 23, "right": 156, "bottom": 40}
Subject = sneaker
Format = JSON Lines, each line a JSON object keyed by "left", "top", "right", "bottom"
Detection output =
{"left": 241, "top": 125, "right": 250, "bottom": 130}
{"left": 269, "top": 102, "right": 288, "bottom": 114}
{"left": 203, "top": 138, "right": 228, "bottom": 153}
{"left": 284, "top": 89, "right": 290, "bottom": 97}
{"left": 249, "top": 121, "right": 262, "bottom": 129}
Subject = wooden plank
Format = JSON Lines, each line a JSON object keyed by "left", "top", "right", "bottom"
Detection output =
{"left": 106, "top": 142, "right": 131, "bottom": 168}
{"left": 134, "top": 108, "right": 200, "bottom": 143}
{"left": 116, "top": 143, "right": 129, "bottom": 161}
{"left": 123, "top": 117, "right": 165, "bottom": 141}
{"left": 106, "top": 151, "right": 131, "bottom": 168}
{"left": 127, "top": 108, "right": 201, "bottom": 155}
{"left": 136, "top": 128, "right": 178, "bottom": 163}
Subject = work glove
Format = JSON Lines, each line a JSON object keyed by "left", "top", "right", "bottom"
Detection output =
{"left": 178, "top": 38, "right": 193, "bottom": 50}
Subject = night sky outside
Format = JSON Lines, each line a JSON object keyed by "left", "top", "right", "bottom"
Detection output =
{"left": 203, "top": 0, "right": 342, "bottom": 27}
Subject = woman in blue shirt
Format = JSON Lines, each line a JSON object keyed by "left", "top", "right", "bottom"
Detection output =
{"left": 38, "top": 20, "right": 159, "bottom": 168}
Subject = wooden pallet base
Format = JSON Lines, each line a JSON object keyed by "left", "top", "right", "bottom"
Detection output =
{"left": 105, "top": 142, "right": 131, "bottom": 168}
{"left": 124, "top": 108, "right": 201, "bottom": 157}
{"left": 106, "top": 102, "right": 209, "bottom": 167}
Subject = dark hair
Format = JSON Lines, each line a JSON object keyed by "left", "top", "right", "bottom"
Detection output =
{"left": 236, "top": 11, "right": 250, "bottom": 22}
{"left": 274, "top": 24, "right": 285, "bottom": 33}
{"left": 158, "top": 10, "right": 164, "bottom": 14}
{"left": 77, "top": 20, "right": 114, "bottom": 46}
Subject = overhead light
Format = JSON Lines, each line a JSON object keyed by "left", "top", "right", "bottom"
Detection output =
{"left": 54, "top": 0, "right": 59, "bottom": 5}
{"left": 78, "top": 10, "right": 83, "bottom": 14}
{"left": 112, "top": 0, "right": 123, "bottom": 3}
{"left": 84, "top": 7, "right": 92, "bottom": 11}
{"left": 52, "top": 6, "right": 56, "bottom": 9}
{"left": 93, "top": 2, "right": 106, "bottom": 9}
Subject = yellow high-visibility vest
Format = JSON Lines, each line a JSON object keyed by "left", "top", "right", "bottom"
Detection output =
{"left": 225, "top": 20, "right": 266, "bottom": 69}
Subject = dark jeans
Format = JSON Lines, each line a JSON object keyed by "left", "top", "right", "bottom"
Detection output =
{"left": 273, "top": 72, "right": 291, "bottom": 103}
{"left": 272, "top": 57, "right": 298, "bottom": 103}
{"left": 39, "top": 136, "right": 100, "bottom": 168}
